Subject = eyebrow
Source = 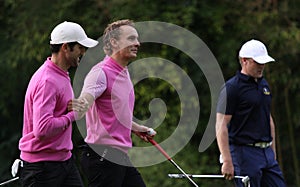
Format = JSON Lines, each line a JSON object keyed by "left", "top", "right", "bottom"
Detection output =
{"left": 127, "top": 35, "right": 138, "bottom": 39}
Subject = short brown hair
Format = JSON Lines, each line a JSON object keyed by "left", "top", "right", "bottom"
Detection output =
{"left": 103, "top": 19, "right": 135, "bottom": 55}
{"left": 50, "top": 42, "right": 78, "bottom": 53}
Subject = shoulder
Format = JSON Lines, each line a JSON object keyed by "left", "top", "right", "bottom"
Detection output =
{"left": 217, "top": 75, "right": 240, "bottom": 100}
{"left": 30, "top": 64, "right": 54, "bottom": 85}
{"left": 224, "top": 75, "right": 239, "bottom": 90}
{"left": 260, "top": 77, "right": 270, "bottom": 85}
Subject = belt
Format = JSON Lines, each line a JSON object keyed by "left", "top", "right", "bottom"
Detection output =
{"left": 247, "top": 142, "right": 272, "bottom": 148}
{"left": 79, "top": 144, "right": 132, "bottom": 166}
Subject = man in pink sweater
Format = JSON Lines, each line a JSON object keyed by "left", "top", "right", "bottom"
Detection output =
{"left": 18, "top": 21, "right": 98, "bottom": 187}
{"left": 72, "top": 19, "right": 156, "bottom": 187}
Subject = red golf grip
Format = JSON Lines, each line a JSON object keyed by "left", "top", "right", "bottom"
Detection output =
{"left": 137, "top": 131, "right": 171, "bottom": 160}
{"left": 148, "top": 139, "right": 172, "bottom": 160}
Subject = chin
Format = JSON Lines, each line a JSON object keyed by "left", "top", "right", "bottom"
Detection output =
{"left": 127, "top": 55, "right": 137, "bottom": 60}
{"left": 72, "top": 63, "right": 79, "bottom": 68}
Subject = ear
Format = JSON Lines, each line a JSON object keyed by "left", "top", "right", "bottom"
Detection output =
{"left": 241, "top": 58, "right": 249, "bottom": 65}
{"left": 110, "top": 38, "right": 118, "bottom": 48}
{"left": 61, "top": 43, "right": 69, "bottom": 52}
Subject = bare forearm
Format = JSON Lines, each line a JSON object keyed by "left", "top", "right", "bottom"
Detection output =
{"left": 270, "top": 115, "right": 277, "bottom": 156}
{"left": 216, "top": 123, "right": 232, "bottom": 163}
{"left": 79, "top": 93, "right": 95, "bottom": 108}
{"left": 132, "top": 121, "right": 149, "bottom": 132}
{"left": 216, "top": 113, "right": 232, "bottom": 163}
{"left": 215, "top": 113, "right": 235, "bottom": 179}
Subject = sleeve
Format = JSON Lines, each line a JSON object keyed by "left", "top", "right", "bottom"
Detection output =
{"left": 32, "top": 80, "right": 72, "bottom": 139}
{"left": 216, "top": 83, "right": 238, "bottom": 115}
{"left": 80, "top": 66, "right": 107, "bottom": 99}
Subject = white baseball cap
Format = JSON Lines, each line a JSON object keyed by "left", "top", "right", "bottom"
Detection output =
{"left": 239, "top": 39, "right": 275, "bottom": 64}
{"left": 50, "top": 21, "right": 98, "bottom": 48}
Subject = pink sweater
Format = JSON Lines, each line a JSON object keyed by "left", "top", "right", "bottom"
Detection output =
{"left": 81, "top": 56, "right": 135, "bottom": 153}
{"left": 19, "top": 58, "right": 75, "bottom": 162}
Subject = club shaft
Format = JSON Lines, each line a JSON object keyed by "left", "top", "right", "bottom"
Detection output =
{"left": 169, "top": 174, "right": 245, "bottom": 179}
{"left": 192, "top": 175, "right": 244, "bottom": 179}
{"left": 169, "top": 160, "right": 199, "bottom": 187}
{"left": 148, "top": 139, "right": 198, "bottom": 187}
{"left": 0, "top": 177, "right": 19, "bottom": 186}
{"left": 169, "top": 174, "right": 250, "bottom": 187}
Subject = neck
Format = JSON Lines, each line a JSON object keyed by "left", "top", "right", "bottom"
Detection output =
{"left": 51, "top": 53, "right": 68, "bottom": 71}
{"left": 240, "top": 70, "right": 259, "bottom": 82}
{"left": 240, "top": 69, "right": 248, "bottom": 76}
{"left": 110, "top": 54, "right": 129, "bottom": 68}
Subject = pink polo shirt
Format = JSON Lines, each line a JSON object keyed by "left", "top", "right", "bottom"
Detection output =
{"left": 19, "top": 58, "right": 75, "bottom": 162}
{"left": 81, "top": 56, "right": 135, "bottom": 152}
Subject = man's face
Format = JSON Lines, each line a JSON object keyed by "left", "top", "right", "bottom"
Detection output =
{"left": 114, "top": 25, "right": 140, "bottom": 60}
{"left": 242, "top": 58, "right": 265, "bottom": 79}
{"left": 66, "top": 43, "right": 87, "bottom": 68}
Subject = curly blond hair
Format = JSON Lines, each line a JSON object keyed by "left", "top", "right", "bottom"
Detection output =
{"left": 103, "top": 19, "right": 135, "bottom": 55}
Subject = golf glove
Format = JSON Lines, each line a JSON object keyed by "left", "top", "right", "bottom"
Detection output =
{"left": 11, "top": 159, "right": 23, "bottom": 177}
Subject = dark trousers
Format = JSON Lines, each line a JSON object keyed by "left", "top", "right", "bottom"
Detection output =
{"left": 80, "top": 145, "right": 146, "bottom": 187}
{"left": 230, "top": 145, "right": 286, "bottom": 187}
{"left": 20, "top": 157, "right": 84, "bottom": 187}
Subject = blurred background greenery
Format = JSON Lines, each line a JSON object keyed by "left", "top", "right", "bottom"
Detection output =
{"left": 0, "top": 0, "right": 299, "bottom": 186}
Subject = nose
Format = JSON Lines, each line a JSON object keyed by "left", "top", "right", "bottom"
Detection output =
{"left": 135, "top": 39, "right": 140, "bottom": 47}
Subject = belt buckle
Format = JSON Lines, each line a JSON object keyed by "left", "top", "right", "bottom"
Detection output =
{"left": 256, "top": 142, "right": 271, "bottom": 148}
{"left": 260, "top": 142, "right": 267, "bottom": 148}
{"left": 99, "top": 148, "right": 108, "bottom": 161}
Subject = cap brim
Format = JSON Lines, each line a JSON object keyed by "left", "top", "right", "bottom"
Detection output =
{"left": 78, "top": 38, "right": 99, "bottom": 48}
{"left": 253, "top": 55, "right": 275, "bottom": 64}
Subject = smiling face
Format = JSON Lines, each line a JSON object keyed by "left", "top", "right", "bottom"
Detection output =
{"left": 241, "top": 58, "right": 265, "bottom": 79}
{"left": 65, "top": 43, "right": 87, "bottom": 68}
{"left": 111, "top": 25, "right": 140, "bottom": 65}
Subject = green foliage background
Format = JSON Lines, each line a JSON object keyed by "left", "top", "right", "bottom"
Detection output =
{"left": 1, "top": 0, "right": 299, "bottom": 186}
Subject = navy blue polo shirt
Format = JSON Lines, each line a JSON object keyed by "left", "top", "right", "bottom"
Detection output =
{"left": 217, "top": 71, "right": 273, "bottom": 145}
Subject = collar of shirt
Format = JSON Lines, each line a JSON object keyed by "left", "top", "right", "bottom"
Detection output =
{"left": 105, "top": 56, "right": 128, "bottom": 72}
{"left": 46, "top": 57, "right": 70, "bottom": 77}
{"left": 236, "top": 71, "right": 263, "bottom": 83}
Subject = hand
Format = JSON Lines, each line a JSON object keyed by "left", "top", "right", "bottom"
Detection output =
{"left": 133, "top": 127, "right": 157, "bottom": 142}
{"left": 221, "top": 161, "right": 234, "bottom": 180}
{"left": 68, "top": 98, "right": 89, "bottom": 120}
{"left": 68, "top": 98, "right": 88, "bottom": 112}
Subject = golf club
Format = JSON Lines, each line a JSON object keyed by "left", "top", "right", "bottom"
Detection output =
{"left": 0, "top": 177, "right": 19, "bottom": 186}
{"left": 139, "top": 132, "right": 199, "bottom": 187}
{"left": 168, "top": 174, "right": 250, "bottom": 187}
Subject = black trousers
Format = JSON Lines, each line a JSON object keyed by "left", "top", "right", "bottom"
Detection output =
{"left": 80, "top": 145, "right": 146, "bottom": 187}
{"left": 20, "top": 157, "right": 84, "bottom": 187}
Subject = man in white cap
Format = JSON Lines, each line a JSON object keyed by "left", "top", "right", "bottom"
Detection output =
{"left": 18, "top": 21, "right": 98, "bottom": 187}
{"left": 216, "top": 39, "right": 286, "bottom": 187}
